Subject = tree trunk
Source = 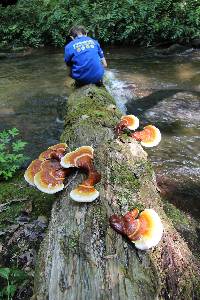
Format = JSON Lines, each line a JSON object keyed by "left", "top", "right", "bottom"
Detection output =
{"left": 34, "top": 85, "right": 200, "bottom": 300}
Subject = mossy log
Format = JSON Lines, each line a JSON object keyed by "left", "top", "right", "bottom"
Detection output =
{"left": 34, "top": 85, "right": 200, "bottom": 300}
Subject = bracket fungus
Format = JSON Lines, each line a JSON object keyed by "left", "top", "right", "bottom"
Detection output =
{"left": 24, "top": 159, "right": 42, "bottom": 186}
{"left": 39, "top": 143, "right": 68, "bottom": 161}
{"left": 115, "top": 115, "right": 139, "bottom": 136}
{"left": 24, "top": 143, "right": 70, "bottom": 193}
{"left": 34, "top": 160, "right": 70, "bottom": 194}
{"left": 61, "top": 146, "right": 101, "bottom": 202}
{"left": 70, "top": 170, "right": 101, "bottom": 202}
{"left": 109, "top": 208, "right": 163, "bottom": 250}
{"left": 131, "top": 125, "right": 161, "bottom": 147}
{"left": 25, "top": 144, "right": 100, "bottom": 199}
{"left": 115, "top": 115, "right": 161, "bottom": 148}
{"left": 60, "top": 146, "right": 94, "bottom": 168}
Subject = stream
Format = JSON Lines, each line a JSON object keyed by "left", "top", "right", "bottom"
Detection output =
{"left": 0, "top": 46, "right": 200, "bottom": 222}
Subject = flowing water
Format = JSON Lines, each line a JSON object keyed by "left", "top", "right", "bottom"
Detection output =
{"left": 106, "top": 47, "right": 200, "bottom": 221}
{"left": 0, "top": 47, "right": 200, "bottom": 221}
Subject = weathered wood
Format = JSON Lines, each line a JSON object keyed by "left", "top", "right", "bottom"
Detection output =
{"left": 34, "top": 85, "right": 200, "bottom": 300}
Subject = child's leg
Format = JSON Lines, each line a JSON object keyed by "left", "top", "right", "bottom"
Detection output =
{"left": 95, "top": 80, "right": 104, "bottom": 87}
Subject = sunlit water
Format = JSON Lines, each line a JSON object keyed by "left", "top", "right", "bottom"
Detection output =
{"left": 0, "top": 49, "right": 70, "bottom": 157}
{"left": 0, "top": 47, "right": 200, "bottom": 218}
{"left": 105, "top": 47, "right": 200, "bottom": 219}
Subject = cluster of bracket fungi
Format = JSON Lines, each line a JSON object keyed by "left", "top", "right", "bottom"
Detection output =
{"left": 24, "top": 144, "right": 101, "bottom": 202}
{"left": 60, "top": 146, "right": 101, "bottom": 202}
{"left": 111, "top": 114, "right": 163, "bottom": 249}
{"left": 24, "top": 114, "right": 163, "bottom": 250}
{"left": 115, "top": 114, "right": 161, "bottom": 147}
{"left": 109, "top": 208, "right": 163, "bottom": 250}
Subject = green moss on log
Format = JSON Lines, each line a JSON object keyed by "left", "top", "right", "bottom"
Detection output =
{"left": 110, "top": 163, "right": 140, "bottom": 189}
{"left": 0, "top": 171, "right": 56, "bottom": 230}
{"left": 61, "top": 85, "right": 121, "bottom": 145}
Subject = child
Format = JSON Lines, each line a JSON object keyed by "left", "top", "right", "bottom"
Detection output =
{"left": 64, "top": 26, "right": 107, "bottom": 86}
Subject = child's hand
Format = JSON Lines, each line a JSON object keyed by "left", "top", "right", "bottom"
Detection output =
{"left": 102, "top": 57, "right": 107, "bottom": 68}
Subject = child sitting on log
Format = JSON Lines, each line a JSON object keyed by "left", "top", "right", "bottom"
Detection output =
{"left": 64, "top": 25, "right": 107, "bottom": 87}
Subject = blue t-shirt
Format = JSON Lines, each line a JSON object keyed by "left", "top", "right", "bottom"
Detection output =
{"left": 64, "top": 36, "right": 105, "bottom": 84}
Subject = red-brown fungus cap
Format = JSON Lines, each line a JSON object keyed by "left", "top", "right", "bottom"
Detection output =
{"left": 34, "top": 160, "right": 69, "bottom": 194}
{"left": 70, "top": 184, "right": 99, "bottom": 202}
{"left": 82, "top": 170, "right": 101, "bottom": 186}
{"left": 110, "top": 208, "right": 163, "bottom": 250}
{"left": 48, "top": 143, "right": 68, "bottom": 159}
{"left": 39, "top": 143, "right": 68, "bottom": 161}
{"left": 70, "top": 170, "right": 101, "bottom": 202}
{"left": 120, "top": 115, "right": 139, "bottom": 130}
{"left": 40, "top": 160, "right": 62, "bottom": 171}
{"left": 115, "top": 115, "right": 139, "bottom": 136}
{"left": 133, "top": 209, "right": 163, "bottom": 250}
{"left": 48, "top": 143, "right": 68, "bottom": 152}
{"left": 60, "top": 145, "right": 101, "bottom": 202}
{"left": 38, "top": 149, "right": 56, "bottom": 161}
{"left": 24, "top": 159, "right": 42, "bottom": 186}
{"left": 110, "top": 208, "right": 139, "bottom": 237}
{"left": 131, "top": 125, "right": 161, "bottom": 148}
{"left": 25, "top": 144, "right": 69, "bottom": 187}
{"left": 61, "top": 146, "right": 94, "bottom": 168}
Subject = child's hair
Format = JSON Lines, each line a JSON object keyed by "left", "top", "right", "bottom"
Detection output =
{"left": 69, "top": 26, "right": 87, "bottom": 38}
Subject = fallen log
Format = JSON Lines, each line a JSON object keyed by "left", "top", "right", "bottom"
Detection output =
{"left": 34, "top": 85, "right": 200, "bottom": 300}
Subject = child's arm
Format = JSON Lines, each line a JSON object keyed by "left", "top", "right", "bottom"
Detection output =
{"left": 101, "top": 57, "right": 107, "bottom": 68}
{"left": 96, "top": 41, "right": 108, "bottom": 67}
{"left": 64, "top": 45, "right": 73, "bottom": 69}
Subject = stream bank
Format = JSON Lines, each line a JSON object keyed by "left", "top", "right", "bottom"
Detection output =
{"left": 0, "top": 172, "right": 56, "bottom": 298}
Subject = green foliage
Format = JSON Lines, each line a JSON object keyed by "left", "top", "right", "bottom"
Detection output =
{"left": 0, "top": 128, "right": 28, "bottom": 180}
{"left": 0, "top": 0, "right": 199, "bottom": 47}
{"left": 0, "top": 268, "right": 27, "bottom": 300}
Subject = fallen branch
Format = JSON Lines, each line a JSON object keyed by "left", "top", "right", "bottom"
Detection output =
{"left": 34, "top": 85, "right": 200, "bottom": 299}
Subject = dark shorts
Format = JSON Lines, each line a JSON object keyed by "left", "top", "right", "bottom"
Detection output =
{"left": 75, "top": 79, "right": 104, "bottom": 88}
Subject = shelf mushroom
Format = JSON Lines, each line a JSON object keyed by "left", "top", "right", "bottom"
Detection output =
{"left": 70, "top": 170, "right": 101, "bottom": 202}
{"left": 61, "top": 146, "right": 101, "bottom": 202}
{"left": 24, "top": 143, "right": 100, "bottom": 198}
{"left": 39, "top": 143, "right": 68, "bottom": 161}
{"left": 109, "top": 208, "right": 163, "bottom": 250}
{"left": 48, "top": 143, "right": 69, "bottom": 159}
{"left": 115, "top": 115, "right": 139, "bottom": 136}
{"left": 60, "top": 146, "right": 94, "bottom": 168}
{"left": 24, "top": 159, "right": 42, "bottom": 186}
{"left": 131, "top": 125, "right": 161, "bottom": 147}
{"left": 34, "top": 160, "right": 70, "bottom": 194}
{"left": 24, "top": 143, "right": 70, "bottom": 193}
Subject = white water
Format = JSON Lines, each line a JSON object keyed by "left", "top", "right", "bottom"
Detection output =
{"left": 104, "top": 70, "right": 134, "bottom": 114}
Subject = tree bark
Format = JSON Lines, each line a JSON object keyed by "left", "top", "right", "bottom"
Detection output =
{"left": 34, "top": 85, "right": 200, "bottom": 300}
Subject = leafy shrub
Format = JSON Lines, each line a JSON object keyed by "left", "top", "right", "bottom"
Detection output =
{"left": 0, "top": 268, "right": 28, "bottom": 300}
{"left": 0, "top": 0, "right": 199, "bottom": 47}
{"left": 0, "top": 128, "right": 28, "bottom": 180}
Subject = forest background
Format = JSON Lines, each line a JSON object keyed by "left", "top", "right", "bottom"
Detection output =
{"left": 0, "top": 0, "right": 200, "bottom": 48}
